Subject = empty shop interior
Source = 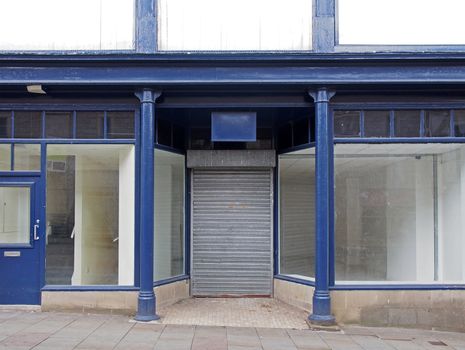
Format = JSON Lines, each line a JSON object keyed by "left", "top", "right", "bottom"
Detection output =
{"left": 2, "top": 88, "right": 465, "bottom": 328}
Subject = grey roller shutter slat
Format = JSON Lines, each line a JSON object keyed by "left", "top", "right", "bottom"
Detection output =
{"left": 192, "top": 169, "right": 273, "bottom": 296}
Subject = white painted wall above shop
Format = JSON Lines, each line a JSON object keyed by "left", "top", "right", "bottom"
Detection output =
{"left": 338, "top": 0, "right": 465, "bottom": 45}
{"left": 158, "top": 0, "right": 313, "bottom": 51}
{"left": 0, "top": 0, "right": 134, "bottom": 50}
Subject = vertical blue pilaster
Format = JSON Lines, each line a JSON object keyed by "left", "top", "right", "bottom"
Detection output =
{"left": 135, "top": 88, "right": 161, "bottom": 322}
{"left": 136, "top": 0, "right": 157, "bottom": 53}
{"left": 313, "top": 0, "right": 336, "bottom": 52}
{"left": 308, "top": 88, "right": 336, "bottom": 326}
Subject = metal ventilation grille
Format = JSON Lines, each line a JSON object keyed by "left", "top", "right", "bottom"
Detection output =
{"left": 192, "top": 169, "right": 273, "bottom": 296}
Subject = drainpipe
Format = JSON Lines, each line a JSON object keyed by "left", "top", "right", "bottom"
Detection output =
{"left": 308, "top": 88, "right": 336, "bottom": 326}
{"left": 135, "top": 88, "right": 161, "bottom": 321}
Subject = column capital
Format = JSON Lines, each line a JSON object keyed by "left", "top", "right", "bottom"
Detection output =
{"left": 308, "top": 88, "right": 336, "bottom": 103}
{"left": 135, "top": 89, "right": 162, "bottom": 104}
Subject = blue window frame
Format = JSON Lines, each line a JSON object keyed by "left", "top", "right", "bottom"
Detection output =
{"left": 333, "top": 108, "right": 465, "bottom": 140}
{"left": 0, "top": 104, "right": 139, "bottom": 291}
{"left": 331, "top": 103, "right": 465, "bottom": 290}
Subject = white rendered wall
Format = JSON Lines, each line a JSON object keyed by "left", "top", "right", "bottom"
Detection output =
{"left": 0, "top": 0, "right": 134, "bottom": 50}
{"left": 338, "top": 0, "right": 465, "bottom": 45}
{"left": 158, "top": 0, "right": 312, "bottom": 51}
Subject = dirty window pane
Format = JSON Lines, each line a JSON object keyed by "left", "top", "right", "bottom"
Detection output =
{"left": 0, "top": 112, "right": 12, "bottom": 138}
{"left": 425, "top": 110, "right": 450, "bottom": 137}
{"left": 107, "top": 112, "right": 135, "bottom": 139}
{"left": 364, "top": 111, "right": 390, "bottom": 138}
{"left": 394, "top": 110, "right": 421, "bottom": 137}
{"left": 14, "top": 111, "right": 42, "bottom": 139}
{"left": 334, "top": 111, "right": 360, "bottom": 138}
{"left": 46, "top": 112, "right": 73, "bottom": 139}
{"left": 455, "top": 110, "right": 465, "bottom": 137}
{"left": 76, "top": 112, "right": 104, "bottom": 139}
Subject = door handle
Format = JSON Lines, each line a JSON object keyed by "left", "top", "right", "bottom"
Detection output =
{"left": 34, "top": 219, "right": 40, "bottom": 241}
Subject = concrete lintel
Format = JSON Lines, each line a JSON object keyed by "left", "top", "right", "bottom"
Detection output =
{"left": 187, "top": 150, "right": 276, "bottom": 168}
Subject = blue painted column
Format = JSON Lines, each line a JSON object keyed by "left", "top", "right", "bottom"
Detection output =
{"left": 135, "top": 88, "right": 161, "bottom": 321}
{"left": 308, "top": 88, "right": 336, "bottom": 326}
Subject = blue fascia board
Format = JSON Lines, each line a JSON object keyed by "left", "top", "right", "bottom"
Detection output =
{"left": 5, "top": 51, "right": 465, "bottom": 62}
{"left": 4, "top": 64, "right": 465, "bottom": 86}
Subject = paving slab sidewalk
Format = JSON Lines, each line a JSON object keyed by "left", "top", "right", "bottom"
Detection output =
{"left": 0, "top": 310, "right": 464, "bottom": 350}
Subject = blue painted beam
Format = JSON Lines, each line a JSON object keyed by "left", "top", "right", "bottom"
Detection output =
{"left": 3, "top": 63, "right": 465, "bottom": 85}
{"left": 136, "top": 0, "right": 157, "bottom": 53}
{"left": 308, "top": 88, "right": 335, "bottom": 326}
{"left": 134, "top": 88, "right": 161, "bottom": 322}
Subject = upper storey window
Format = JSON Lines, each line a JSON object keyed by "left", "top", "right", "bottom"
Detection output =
{"left": 158, "top": 0, "right": 313, "bottom": 51}
{"left": 0, "top": 0, "right": 134, "bottom": 51}
{"left": 338, "top": 0, "right": 465, "bottom": 46}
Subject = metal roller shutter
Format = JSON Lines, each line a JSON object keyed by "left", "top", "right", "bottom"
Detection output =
{"left": 192, "top": 169, "right": 273, "bottom": 296}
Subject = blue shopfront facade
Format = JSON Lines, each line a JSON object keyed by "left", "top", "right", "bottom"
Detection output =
{"left": 2, "top": 0, "right": 465, "bottom": 330}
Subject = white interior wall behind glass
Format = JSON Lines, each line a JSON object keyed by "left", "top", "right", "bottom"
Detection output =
{"left": 338, "top": 0, "right": 465, "bottom": 45}
{"left": 158, "top": 0, "right": 312, "bottom": 51}
{"left": 0, "top": 0, "right": 134, "bottom": 50}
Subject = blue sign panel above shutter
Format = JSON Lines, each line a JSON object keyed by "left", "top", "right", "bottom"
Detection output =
{"left": 211, "top": 112, "right": 257, "bottom": 142}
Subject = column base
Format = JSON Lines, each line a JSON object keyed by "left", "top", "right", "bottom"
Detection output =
{"left": 309, "top": 289, "right": 336, "bottom": 327}
{"left": 135, "top": 291, "right": 160, "bottom": 322}
{"left": 307, "top": 313, "right": 336, "bottom": 327}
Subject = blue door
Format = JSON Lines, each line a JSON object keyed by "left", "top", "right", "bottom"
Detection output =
{"left": 0, "top": 176, "right": 42, "bottom": 305}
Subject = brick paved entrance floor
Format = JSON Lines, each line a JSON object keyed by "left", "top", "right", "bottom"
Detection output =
{"left": 159, "top": 298, "right": 309, "bottom": 329}
{"left": 0, "top": 310, "right": 465, "bottom": 349}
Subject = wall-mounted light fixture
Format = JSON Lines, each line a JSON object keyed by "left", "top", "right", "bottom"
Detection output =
{"left": 26, "top": 84, "right": 46, "bottom": 94}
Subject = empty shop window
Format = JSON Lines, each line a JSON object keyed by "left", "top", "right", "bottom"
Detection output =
{"left": 279, "top": 151, "right": 315, "bottom": 279}
{"left": 154, "top": 149, "right": 185, "bottom": 281}
{"left": 45, "top": 144, "right": 135, "bottom": 286}
{"left": 335, "top": 143, "right": 465, "bottom": 283}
